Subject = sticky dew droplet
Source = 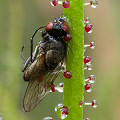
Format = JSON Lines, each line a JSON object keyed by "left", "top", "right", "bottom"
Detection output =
{"left": 51, "top": 0, "right": 70, "bottom": 9}
{"left": 85, "top": 118, "right": 90, "bottom": 120}
{"left": 84, "top": 17, "right": 90, "bottom": 23}
{"left": 43, "top": 117, "right": 54, "bottom": 120}
{"left": 84, "top": 42, "right": 96, "bottom": 50}
{"left": 63, "top": 71, "right": 72, "bottom": 79}
{"left": 89, "top": 42, "right": 96, "bottom": 49}
{"left": 49, "top": 84, "right": 55, "bottom": 92}
{"left": 84, "top": 56, "right": 91, "bottom": 65}
{"left": 90, "top": 0, "right": 98, "bottom": 8}
{"left": 92, "top": 100, "right": 98, "bottom": 108}
{"left": 55, "top": 104, "right": 69, "bottom": 119}
{"left": 85, "top": 0, "right": 98, "bottom": 8}
{"left": 84, "top": 100, "right": 98, "bottom": 108}
{"left": 85, "top": 75, "right": 96, "bottom": 83}
{"left": 85, "top": 83, "right": 92, "bottom": 92}
{"left": 55, "top": 83, "right": 64, "bottom": 92}
{"left": 85, "top": 24, "right": 93, "bottom": 33}
{"left": 88, "top": 75, "right": 96, "bottom": 83}
{"left": 84, "top": 64, "right": 93, "bottom": 71}
{"left": 51, "top": 0, "right": 58, "bottom": 6}
{"left": 63, "top": 0, "right": 70, "bottom": 8}
{"left": 79, "top": 101, "right": 84, "bottom": 107}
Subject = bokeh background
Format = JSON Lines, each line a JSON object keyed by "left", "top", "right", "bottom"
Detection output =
{"left": 0, "top": 0, "right": 120, "bottom": 120}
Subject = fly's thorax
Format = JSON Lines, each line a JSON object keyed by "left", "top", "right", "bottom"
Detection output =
{"left": 40, "top": 36, "right": 67, "bottom": 56}
{"left": 39, "top": 36, "right": 67, "bottom": 71}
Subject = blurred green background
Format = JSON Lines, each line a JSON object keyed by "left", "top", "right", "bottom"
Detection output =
{"left": 0, "top": 0, "right": 120, "bottom": 120}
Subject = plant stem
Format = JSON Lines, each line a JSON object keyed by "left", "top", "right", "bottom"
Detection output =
{"left": 63, "top": 0, "right": 84, "bottom": 120}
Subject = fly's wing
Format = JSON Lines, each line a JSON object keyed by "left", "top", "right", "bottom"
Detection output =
{"left": 23, "top": 72, "right": 59, "bottom": 112}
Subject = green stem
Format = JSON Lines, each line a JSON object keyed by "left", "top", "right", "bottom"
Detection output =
{"left": 63, "top": 0, "right": 84, "bottom": 120}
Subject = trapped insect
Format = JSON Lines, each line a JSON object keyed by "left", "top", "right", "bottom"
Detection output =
{"left": 21, "top": 17, "right": 72, "bottom": 112}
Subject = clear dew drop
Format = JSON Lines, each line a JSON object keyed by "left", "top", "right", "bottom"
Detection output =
{"left": 84, "top": 63, "right": 93, "bottom": 70}
{"left": 88, "top": 75, "right": 96, "bottom": 83}
{"left": 84, "top": 17, "right": 90, "bottom": 23}
{"left": 92, "top": 100, "right": 98, "bottom": 108}
{"left": 84, "top": 46, "right": 87, "bottom": 52}
{"left": 43, "top": 117, "right": 54, "bottom": 120}
{"left": 84, "top": 42, "right": 96, "bottom": 50}
{"left": 50, "top": 2, "right": 54, "bottom": 6}
{"left": 56, "top": 83, "right": 64, "bottom": 92}
{"left": 85, "top": 118, "right": 90, "bottom": 120}
{"left": 50, "top": 0, "right": 62, "bottom": 6}
{"left": 87, "top": 64, "right": 93, "bottom": 70}
{"left": 88, "top": 30, "right": 92, "bottom": 33}
{"left": 90, "top": 0, "right": 98, "bottom": 8}
{"left": 90, "top": 42, "right": 96, "bottom": 49}
{"left": 55, "top": 104, "right": 69, "bottom": 119}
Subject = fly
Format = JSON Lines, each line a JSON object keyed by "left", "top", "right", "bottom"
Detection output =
{"left": 21, "top": 17, "right": 72, "bottom": 112}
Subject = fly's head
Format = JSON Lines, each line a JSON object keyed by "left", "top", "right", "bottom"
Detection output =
{"left": 43, "top": 17, "right": 72, "bottom": 42}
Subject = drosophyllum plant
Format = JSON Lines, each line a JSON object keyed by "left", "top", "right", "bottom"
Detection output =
{"left": 22, "top": 0, "right": 98, "bottom": 120}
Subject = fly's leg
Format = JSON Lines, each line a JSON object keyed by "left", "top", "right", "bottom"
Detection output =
{"left": 21, "top": 44, "right": 39, "bottom": 72}
{"left": 30, "top": 26, "right": 46, "bottom": 63}
{"left": 21, "top": 46, "right": 26, "bottom": 63}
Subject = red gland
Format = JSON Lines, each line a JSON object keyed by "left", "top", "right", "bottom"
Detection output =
{"left": 88, "top": 77, "right": 91, "bottom": 81}
{"left": 89, "top": 42, "right": 96, "bottom": 49}
{"left": 64, "top": 33, "right": 72, "bottom": 42}
{"left": 51, "top": 84, "right": 55, "bottom": 92}
{"left": 92, "top": 100, "right": 98, "bottom": 108}
{"left": 87, "top": 64, "right": 93, "bottom": 70}
{"left": 63, "top": 71, "right": 72, "bottom": 79}
{"left": 85, "top": 83, "right": 92, "bottom": 91}
{"left": 79, "top": 101, "right": 84, "bottom": 107}
{"left": 60, "top": 83, "right": 63, "bottom": 87}
{"left": 85, "top": 118, "right": 90, "bottom": 120}
{"left": 90, "top": 1, "right": 92, "bottom": 6}
{"left": 62, "top": 106, "right": 69, "bottom": 115}
{"left": 85, "top": 24, "right": 93, "bottom": 33}
{"left": 63, "top": 0, "right": 70, "bottom": 8}
{"left": 84, "top": 56, "right": 91, "bottom": 64}
{"left": 52, "top": 0, "right": 58, "bottom": 6}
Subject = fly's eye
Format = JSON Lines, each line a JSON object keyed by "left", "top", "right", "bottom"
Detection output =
{"left": 63, "top": 22, "right": 69, "bottom": 33}
{"left": 45, "top": 22, "right": 53, "bottom": 31}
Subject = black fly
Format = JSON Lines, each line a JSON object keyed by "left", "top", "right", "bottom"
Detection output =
{"left": 21, "top": 17, "right": 72, "bottom": 112}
